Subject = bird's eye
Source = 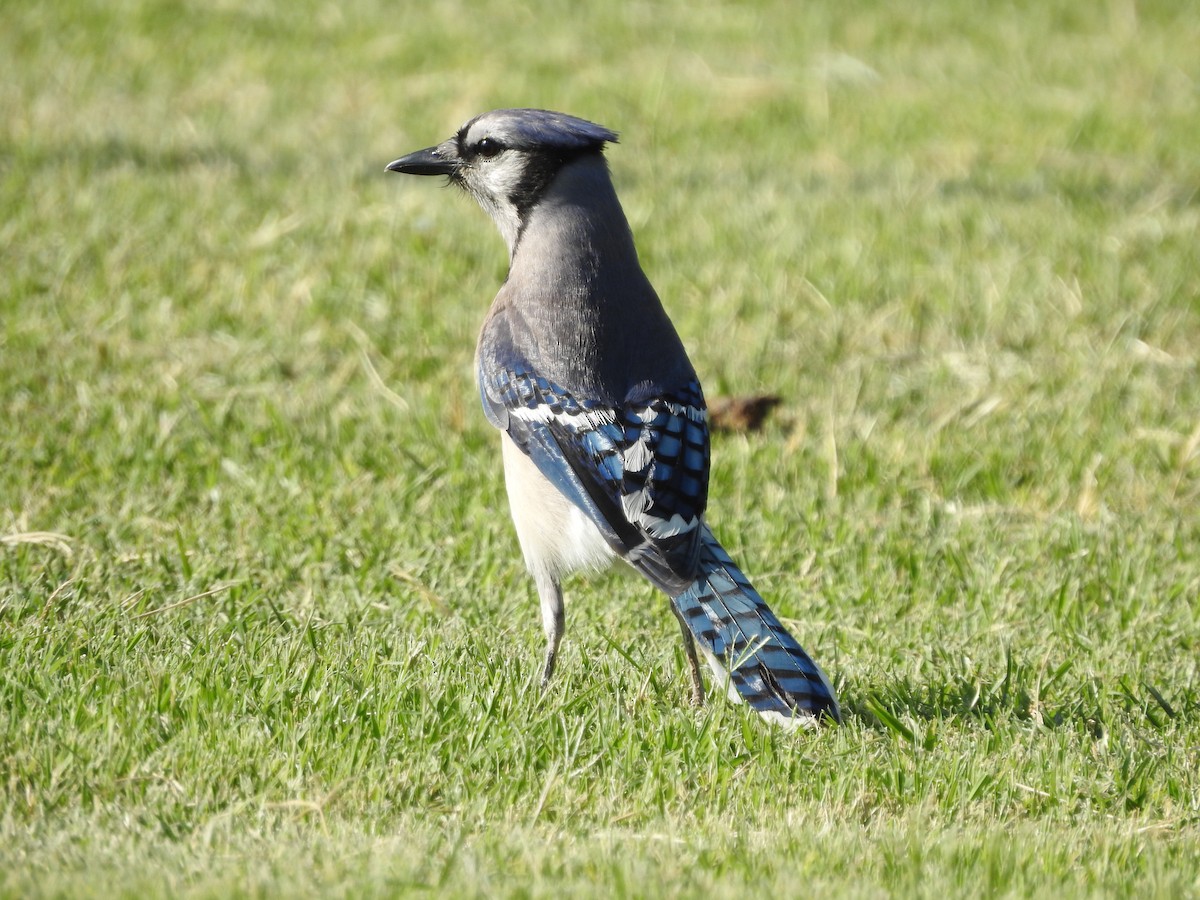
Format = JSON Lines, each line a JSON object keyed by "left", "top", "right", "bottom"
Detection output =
{"left": 474, "top": 137, "right": 504, "bottom": 159}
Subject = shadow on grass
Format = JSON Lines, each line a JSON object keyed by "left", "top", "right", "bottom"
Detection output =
{"left": 840, "top": 652, "right": 1197, "bottom": 742}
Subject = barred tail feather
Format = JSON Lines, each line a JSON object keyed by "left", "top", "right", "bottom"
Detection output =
{"left": 671, "top": 527, "right": 840, "bottom": 729}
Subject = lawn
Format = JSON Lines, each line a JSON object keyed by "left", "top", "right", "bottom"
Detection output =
{"left": 2, "top": 0, "right": 1198, "bottom": 896}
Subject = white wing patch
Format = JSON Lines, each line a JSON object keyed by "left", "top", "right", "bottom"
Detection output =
{"left": 510, "top": 398, "right": 704, "bottom": 540}
{"left": 620, "top": 401, "right": 706, "bottom": 540}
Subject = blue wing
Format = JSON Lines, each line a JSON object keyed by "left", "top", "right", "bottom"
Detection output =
{"left": 480, "top": 364, "right": 710, "bottom": 593}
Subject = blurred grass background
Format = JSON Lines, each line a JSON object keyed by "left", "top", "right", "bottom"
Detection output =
{"left": 2, "top": 0, "right": 1198, "bottom": 896}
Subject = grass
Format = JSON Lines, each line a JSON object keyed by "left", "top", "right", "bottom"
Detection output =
{"left": 2, "top": 0, "right": 1199, "bottom": 895}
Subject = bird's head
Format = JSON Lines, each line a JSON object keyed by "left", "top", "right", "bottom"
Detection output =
{"left": 387, "top": 108, "right": 618, "bottom": 249}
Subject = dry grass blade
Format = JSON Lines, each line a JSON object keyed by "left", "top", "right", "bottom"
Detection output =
{"left": 1, "top": 531, "right": 74, "bottom": 555}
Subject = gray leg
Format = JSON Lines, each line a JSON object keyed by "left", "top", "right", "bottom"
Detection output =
{"left": 535, "top": 569, "right": 565, "bottom": 687}
{"left": 670, "top": 603, "right": 706, "bottom": 707}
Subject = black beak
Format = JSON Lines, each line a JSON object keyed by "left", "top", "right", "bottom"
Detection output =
{"left": 385, "top": 145, "right": 458, "bottom": 176}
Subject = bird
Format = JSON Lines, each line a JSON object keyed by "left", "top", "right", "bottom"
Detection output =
{"left": 386, "top": 108, "right": 840, "bottom": 728}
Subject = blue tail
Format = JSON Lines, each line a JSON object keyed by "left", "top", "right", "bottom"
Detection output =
{"left": 671, "top": 527, "right": 840, "bottom": 727}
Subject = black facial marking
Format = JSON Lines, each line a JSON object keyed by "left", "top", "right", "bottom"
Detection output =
{"left": 508, "top": 146, "right": 601, "bottom": 219}
{"left": 455, "top": 128, "right": 509, "bottom": 164}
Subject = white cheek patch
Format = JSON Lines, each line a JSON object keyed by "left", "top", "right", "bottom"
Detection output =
{"left": 464, "top": 155, "right": 529, "bottom": 252}
{"left": 485, "top": 154, "right": 528, "bottom": 199}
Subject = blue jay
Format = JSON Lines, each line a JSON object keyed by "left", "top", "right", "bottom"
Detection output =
{"left": 387, "top": 109, "right": 839, "bottom": 728}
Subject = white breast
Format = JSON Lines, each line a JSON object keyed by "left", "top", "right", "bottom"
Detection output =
{"left": 500, "top": 434, "right": 616, "bottom": 580}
